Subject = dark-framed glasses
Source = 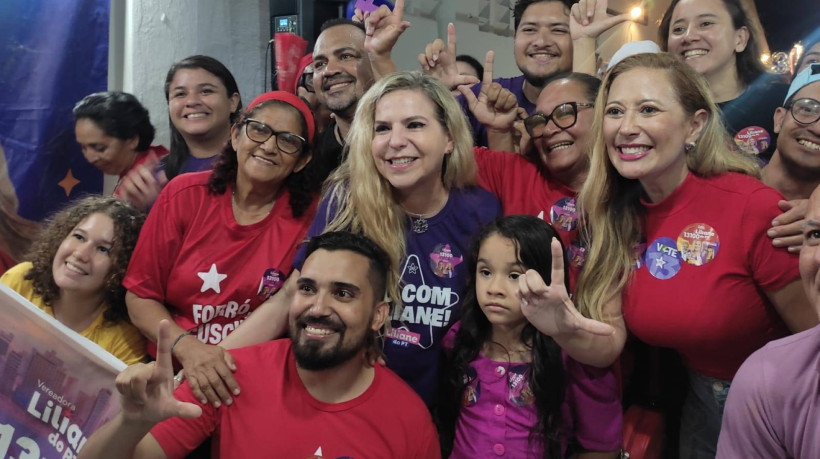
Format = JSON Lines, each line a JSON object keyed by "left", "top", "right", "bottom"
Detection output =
{"left": 244, "top": 119, "right": 306, "bottom": 154}
{"left": 523, "top": 102, "right": 594, "bottom": 138}
{"left": 786, "top": 98, "right": 820, "bottom": 125}
{"left": 297, "top": 69, "right": 315, "bottom": 93}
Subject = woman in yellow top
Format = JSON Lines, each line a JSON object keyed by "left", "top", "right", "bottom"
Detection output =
{"left": 1, "top": 196, "right": 146, "bottom": 365}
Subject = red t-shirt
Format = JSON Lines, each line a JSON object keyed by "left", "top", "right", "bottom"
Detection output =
{"left": 123, "top": 172, "right": 316, "bottom": 356}
{"left": 623, "top": 173, "right": 797, "bottom": 380}
{"left": 113, "top": 145, "right": 169, "bottom": 197}
{"left": 474, "top": 147, "right": 585, "bottom": 286}
{"left": 151, "top": 339, "right": 441, "bottom": 459}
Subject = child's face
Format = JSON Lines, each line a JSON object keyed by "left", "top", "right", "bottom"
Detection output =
{"left": 476, "top": 234, "right": 528, "bottom": 329}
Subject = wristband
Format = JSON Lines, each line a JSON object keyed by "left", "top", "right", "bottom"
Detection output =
{"left": 170, "top": 330, "right": 194, "bottom": 355}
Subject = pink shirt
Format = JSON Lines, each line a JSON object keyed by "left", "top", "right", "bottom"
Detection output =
{"left": 443, "top": 323, "right": 622, "bottom": 457}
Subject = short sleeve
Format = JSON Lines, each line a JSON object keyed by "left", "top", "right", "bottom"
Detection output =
{"left": 291, "top": 192, "right": 338, "bottom": 270}
{"left": 150, "top": 383, "right": 218, "bottom": 459}
{"left": 104, "top": 323, "right": 147, "bottom": 365}
{"left": 411, "top": 412, "right": 442, "bottom": 459}
{"left": 122, "top": 179, "right": 188, "bottom": 301}
{"left": 564, "top": 354, "right": 622, "bottom": 452}
{"left": 742, "top": 187, "right": 800, "bottom": 291}
{"left": 716, "top": 351, "right": 787, "bottom": 459}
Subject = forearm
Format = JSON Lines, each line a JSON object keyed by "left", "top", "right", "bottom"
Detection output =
{"left": 486, "top": 128, "right": 515, "bottom": 153}
{"left": 553, "top": 318, "right": 626, "bottom": 368}
{"left": 126, "top": 292, "right": 187, "bottom": 344}
{"left": 572, "top": 37, "right": 597, "bottom": 76}
{"left": 219, "top": 273, "right": 296, "bottom": 349}
{"left": 79, "top": 413, "right": 159, "bottom": 459}
{"left": 369, "top": 52, "right": 397, "bottom": 81}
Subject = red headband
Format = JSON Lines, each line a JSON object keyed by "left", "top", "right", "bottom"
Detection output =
{"left": 246, "top": 91, "right": 315, "bottom": 144}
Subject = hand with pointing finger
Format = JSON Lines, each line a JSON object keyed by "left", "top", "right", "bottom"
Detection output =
{"left": 417, "top": 23, "right": 479, "bottom": 90}
{"left": 364, "top": 0, "right": 411, "bottom": 58}
{"left": 459, "top": 50, "right": 520, "bottom": 134}
{"left": 116, "top": 320, "right": 203, "bottom": 424}
{"left": 518, "top": 238, "right": 615, "bottom": 337}
{"left": 570, "top": 0, "right": 631, "bottom": 40}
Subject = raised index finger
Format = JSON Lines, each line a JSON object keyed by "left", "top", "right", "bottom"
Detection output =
{"left": 447, "top": 22, "right": 457, "bottom": 54}
{"left": 548, "top": 238, "right": 566, "bottom": 289}
{"left": 483, "top": 50, "right": 495, "bottom": 85}
{"left": 393, "top": 0, "right": 405, "bottom": 22}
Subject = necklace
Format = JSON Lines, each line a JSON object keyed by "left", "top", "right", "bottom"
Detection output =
{"left": 401, "top": 193, "right": 449, "bottom": 234}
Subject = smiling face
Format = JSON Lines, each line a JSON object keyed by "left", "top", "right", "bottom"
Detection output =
{"left": 774, "top": 82, "right": 820, "bottom": 175}
{"left": 371, "top": 89, "right": 453, "bottom": 200}
{"left": 801, "top": 187, "right": 820, "bottom": 315}
{"left": 313, "top": 24, "right": 374, "bottom": 118}
{"left": 532, "top": 78, "right": 593, "bottom": 183}
{"left": 167, "top": 67, "right": 240, "bottom": 140}
{"left": 476, "top": 234, "right": 528, "bottom": 330}
{"left": 513, "top": 1, "right": 573, "bottom": 88}
{"left": 603, "top": 68, "right": 707, "bottom": 201}
{"left": 51, "top": 213, "right": 115, "bottom": 298}
{"left": 231, "top": 103, "right": 311, "bottom": 190}
{"left": 290, "top": 248, "right": 387, "bottom": 371}
{"left": 666, "top": 0, "right": 748, "bottom": 81}
{"left": 74, "top": 119, "right": 138, "bottom": 176}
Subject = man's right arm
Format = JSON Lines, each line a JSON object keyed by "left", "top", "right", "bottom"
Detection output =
{"left": 79, "top": 320, "right": 204, "bottom": 459}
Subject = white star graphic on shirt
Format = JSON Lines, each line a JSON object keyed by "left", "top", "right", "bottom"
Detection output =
{"left": 198, "top": 263, "right": 227, "bottom": 293}
{"left": 408, "top": 263, "right": 418, "bottom": 274}
{"left": 313, "top": 446, "right": 323, "bottom": 456}
{"left": 654, "top": 257, "right": 666, "bottom": 268}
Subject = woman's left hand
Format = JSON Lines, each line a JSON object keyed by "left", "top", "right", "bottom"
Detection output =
{"left": 173, "top": 336, "right": 239, "bottom": 408}
{"left": 769, "top": 198, "right": 807, "bottom": 253}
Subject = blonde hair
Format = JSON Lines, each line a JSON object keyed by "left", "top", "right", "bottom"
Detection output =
{"left": 575, "top": 53, "right": 759, "bottom": 321}
{"left": 323, "top": 71, "right": 477, "bottom": 310}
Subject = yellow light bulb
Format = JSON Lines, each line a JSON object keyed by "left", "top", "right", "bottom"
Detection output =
{"left": 760, "top": 53, "right": 770, "bottom": 64}
{"left": 630, "top": 7, "right": 643, "bottom": 19}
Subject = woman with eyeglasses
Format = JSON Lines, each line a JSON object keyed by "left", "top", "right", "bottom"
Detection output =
{"left": 122, "top": 91, "right": 319, "bottom": 407}
{"left": 465, "top": 70, "right": 601, "bottom": 286}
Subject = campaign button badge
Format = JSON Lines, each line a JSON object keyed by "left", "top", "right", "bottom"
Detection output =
{"left": 646, "top": 237, "right": 683, "bottom": 280}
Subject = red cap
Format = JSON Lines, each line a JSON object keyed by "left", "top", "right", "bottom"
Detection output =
{"left": 291, "top": 53, "right": 314, "bottom": 94}
{"left": 246, "top": 91, "right": 315, "bottom": 144}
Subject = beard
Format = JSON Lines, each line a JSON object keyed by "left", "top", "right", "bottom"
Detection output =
{"left": 291, "top": 313, "right": 370, "bottom": 371}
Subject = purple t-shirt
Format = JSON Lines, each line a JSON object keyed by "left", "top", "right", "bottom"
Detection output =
{"left": 293, "top": 186, "right": 501, "bottom": 405}
{"left": 459, "top": 75, "right": 536, "bottom": 148}
{"left": 442, "top": 323, "right": 622, "bottom": 457}
{"left": 717, "top": 324, "right": 820, "bottom": 459}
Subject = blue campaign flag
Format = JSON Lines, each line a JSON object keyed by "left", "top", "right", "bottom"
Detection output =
{"left": 0, "top": 0, "right": 109, "bottom": 221}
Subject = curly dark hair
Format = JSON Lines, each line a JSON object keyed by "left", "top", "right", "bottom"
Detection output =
{"left": 207, "top": 99, "right": 319, "bottom": 217}
{"left": 23, "top": 196, "right": 145, "bottom": 325}
{"left": 437, "top": 215, "right": 566, "bottom": 459}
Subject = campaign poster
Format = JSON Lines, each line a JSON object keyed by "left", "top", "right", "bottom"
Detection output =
{"left": 0, "top": 283, "right": 124, "bottom": 459}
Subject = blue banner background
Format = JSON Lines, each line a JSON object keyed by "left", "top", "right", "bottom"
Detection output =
{"left": 0, "top": 0, "right": 109, "bottom": 221}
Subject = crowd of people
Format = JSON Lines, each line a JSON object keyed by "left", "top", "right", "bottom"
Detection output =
{"left": 1, "top": 0, "right": 819, "bottom": 457}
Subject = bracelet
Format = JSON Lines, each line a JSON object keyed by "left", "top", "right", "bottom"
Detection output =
{"left": 170, "top": 330, "right": 194, "bottom": 355}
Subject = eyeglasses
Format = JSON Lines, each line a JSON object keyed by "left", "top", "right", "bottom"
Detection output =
{"left": 785, "top": 98, "right": 820, "bottom": 125}
{"left": 297, "top": 70, "right": 314, "bottom": 93}
{"left": 244, "top": 119, "right": 306, "bottom": 154}
{"left": 523, "top": 102, "right": 594, "bottom": 138}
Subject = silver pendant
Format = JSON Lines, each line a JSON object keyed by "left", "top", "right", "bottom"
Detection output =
{"left": 411, "top": 216, "right": 428, "bottom": 234}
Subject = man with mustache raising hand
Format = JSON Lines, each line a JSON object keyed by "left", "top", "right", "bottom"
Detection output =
{"left": 79, "top": 231, "right": 439, "bottom": 459}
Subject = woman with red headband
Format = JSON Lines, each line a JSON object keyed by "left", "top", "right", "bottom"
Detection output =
{"left": 122, "top": 91, "right": 319, "bottom": 406}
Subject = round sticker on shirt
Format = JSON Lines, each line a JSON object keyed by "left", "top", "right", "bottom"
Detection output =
{"left": 645, "top": 237, "right": 683, "bottom": 280}
{"left": 550, "top": 197, "right": 578, "bottom": 231}
{"left": 429, "top": 243, "right": 464, "bottom": 279}
{"left": 508, "top": 364, "right": 535, "bottom": 406}
{"left": 677, "top": 223, "right": 720, "bottom": 266}
{"left": 567, "top": 241, "right": 587, "bottom": 269}
{"left": 734, "top": 126, "right": 771, "bottom": 155}
{"left": 257, "top": 268, "right": 285, "bottom": 300}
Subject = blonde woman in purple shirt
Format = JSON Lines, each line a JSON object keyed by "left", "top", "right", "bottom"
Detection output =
{"left": 439, "top": 216, "right": 621, "bottom": 458}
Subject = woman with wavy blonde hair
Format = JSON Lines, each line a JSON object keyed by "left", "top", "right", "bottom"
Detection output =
{"left": 519, "top": 52, "right": 816, "bottom": 456}
{"left": 227, "top": 72, "right": 500, "bottom": 406}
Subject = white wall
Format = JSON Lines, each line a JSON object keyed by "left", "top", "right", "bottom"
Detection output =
{"left": 115, "top": 0, "right": 270, "bottom": 148}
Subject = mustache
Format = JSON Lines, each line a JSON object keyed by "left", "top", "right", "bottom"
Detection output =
{"left": 322, "top": 75, "right": 355, "bottom": 90}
